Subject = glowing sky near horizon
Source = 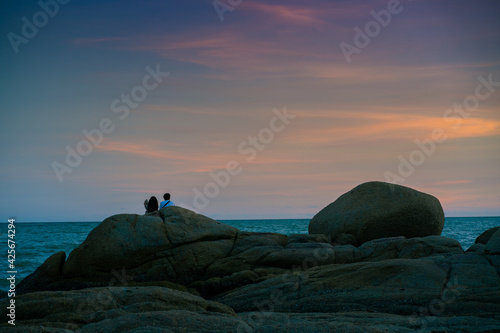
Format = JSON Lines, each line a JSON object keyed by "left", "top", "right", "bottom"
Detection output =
{"left": 1, "top": 0, "right": 499, "bottom": 222}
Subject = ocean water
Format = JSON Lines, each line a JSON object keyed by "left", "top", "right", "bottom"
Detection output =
{"left": 1, "top": 216, "right": 499, "bottom": 291}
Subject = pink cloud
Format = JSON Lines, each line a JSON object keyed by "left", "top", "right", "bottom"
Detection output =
{"left": 245, "top": 3, "right": 327, "bottom": 26}
{"left": 433, "top": 180, "right": 473, "bottom": 185}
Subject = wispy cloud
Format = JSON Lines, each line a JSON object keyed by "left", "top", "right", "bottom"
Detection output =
{"left": 71, "top": 37, "right": 129, "bottom": 45}
{"left": 245, "top": 3, "right": 328, "bottom": 27}
{"left": 433, "top": 180, "right": 473, "bottom": 185}
{"left": 287, "top": 110, "right": 500, "bottom": 145}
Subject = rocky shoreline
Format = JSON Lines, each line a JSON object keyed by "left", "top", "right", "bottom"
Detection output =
{"left": 2, "top": 182, "right": 500, "bottom": 332}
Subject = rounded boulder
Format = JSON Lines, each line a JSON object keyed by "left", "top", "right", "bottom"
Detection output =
{"left": 308, "top": 181, "right": 445, "bottom": 245}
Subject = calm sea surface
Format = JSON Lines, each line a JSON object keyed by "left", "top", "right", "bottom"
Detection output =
{"left": 1, "top": 216, "right": 499, "bottom": 291}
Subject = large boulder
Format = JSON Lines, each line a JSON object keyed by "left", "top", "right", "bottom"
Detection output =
{"left": 308, "top": 181, "right": 445, "bottom": 245}
{"left": 17, "top": 207, "right": 240, "bottom": 294}
{"left": 62, "top": 207, "right": 239, "bottom": 284}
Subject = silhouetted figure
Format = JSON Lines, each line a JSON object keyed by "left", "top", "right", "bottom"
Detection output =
{"left": 160, "top": 193, "right": 175, "bottom": 209}
{"left": 144, "top": 196, "right": 159, "bottom": 213}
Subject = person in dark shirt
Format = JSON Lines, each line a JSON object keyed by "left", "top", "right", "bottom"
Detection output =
{"left": 144, "top": 196, "right": 159, "bottom": 213}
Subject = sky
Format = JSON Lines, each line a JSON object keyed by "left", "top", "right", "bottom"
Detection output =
{"left": 1, "top": 0, "right": 499, "bottom": 222}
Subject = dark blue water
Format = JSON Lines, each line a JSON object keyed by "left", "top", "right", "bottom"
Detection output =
{"left": 1, "top": 217, "right": 498, "bottom": 291}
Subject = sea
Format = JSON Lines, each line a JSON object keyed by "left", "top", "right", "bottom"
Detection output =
{"left": 2, "top": 216, "right": 499, "bottom": 292}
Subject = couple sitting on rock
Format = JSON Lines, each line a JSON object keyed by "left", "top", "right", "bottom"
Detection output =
{"left": 144, "top": 193, "right": 175, "bottom": 213}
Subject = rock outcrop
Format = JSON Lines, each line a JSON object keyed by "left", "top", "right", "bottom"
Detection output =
{"left": 3, "top": 285, "right": 500, "bottom": 332}
{"left": 62, "top": 207, "right": 239, "bottom": 285}
{"left": 308, "top": 181, "right": 445, "bottom": 245}
{"left": 0, "top": 286, "right": 239, "bottom": 332}
{"left": 8, "top": 184, "right": 500, "bottom": 332}
{"left": 17, "top": 207, "right": 461, "bottom": 297}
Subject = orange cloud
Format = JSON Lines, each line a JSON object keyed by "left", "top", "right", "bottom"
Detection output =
{"left": 285, "top": 110, "right": 500, "bottom": 145}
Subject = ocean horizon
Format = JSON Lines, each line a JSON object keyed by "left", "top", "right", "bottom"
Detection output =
{"left": 2, "top": 216, "right": 499, "bottom": 292}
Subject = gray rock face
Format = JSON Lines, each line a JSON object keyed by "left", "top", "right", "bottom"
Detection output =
{"left": 308, "top": 181, "right": 445, "bottom": 245}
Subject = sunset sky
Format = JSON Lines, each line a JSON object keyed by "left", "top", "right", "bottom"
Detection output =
{"left": 1, "top": 0, "right": 499, "bottom": 222}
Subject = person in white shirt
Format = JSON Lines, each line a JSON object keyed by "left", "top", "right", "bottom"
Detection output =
{"left": 159, "top": 193, "right": 175, "bottom": 209}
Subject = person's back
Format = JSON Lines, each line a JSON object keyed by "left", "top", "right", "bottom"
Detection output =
{"left": 146, "top": 196, "right": 159, "bottom": 213}
{"left": 160, "top": 193, "right": 175, "bottom": 209}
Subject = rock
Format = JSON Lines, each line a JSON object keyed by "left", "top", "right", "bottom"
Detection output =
{"left": 237, "top": 311, "right": 500, "bottom": 333}
{"left": 230, "top": 232, "right": 288, "bottom": 256}
{"left": 335, "top": 233, "right": 358, "bottom": 246}
{"left": 259, "top": 243, "right": 335, "bottom": 268}
{"left": 62, "top": 207, "right": 238, "bottom": 282}
{"left": 358, "top": 237, "right": 405, "bottom": 260}
{"left": 0, "top": 286, "right": 237, "bottom": 332}
{"left": 215, "top": 258, "right": 449, "bottom": 314}
{"left": 214, "top": 255, "right": 500, "bottom": 317}
{"left": 17, "top": 251, "right": 66, "bottom": 294}
{"left": 466, "top": 243, "right": 485, "bottom": 254}
{"left": 308, "top": 181, "right": 445, "bottom": 245}
{"left": 448, "top": 254, "right": 500, "bottom": 290}
{"left": 396, "top": 236, "right": 463, "bottom": 259}
{"left": 14, "top": 207, "right": 241, "bottom": 293}
{"left": 203, "top": 232, "right": 288, "bottom": 280}
{"left": 286, "top": 234, "right": 330, "bottom": 245}
{"left": 79, "top": 310, "right": 244, "bottom": 333}
{"left": 485, "top": 228, "right": 500, "bottom": 254}
{"left": 475, "top": 226, "right": 500, "bottom": 244}
{"left": 190, "top": 270, "right": 261, "bottom": 298}
{"left": 332, "top": 245, "right": 361, "bottom": 263}
{"left": 6, "top": 205, "right": 500, "bottom": 333}
{"left": 4, "top": 286, "right": 500, "bottom": 333}
{"left": 355, "top": 236, "right": 462, "bottom": 263}
{"left": 17, "top": 208, "right": 462, "bottom": 297}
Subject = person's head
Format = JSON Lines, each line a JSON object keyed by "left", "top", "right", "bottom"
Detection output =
{"left": 163, "top": 193, "right": 171, "bottom": 200}
{"left": 147, "top": 196, "right": 159, "bottom": 212}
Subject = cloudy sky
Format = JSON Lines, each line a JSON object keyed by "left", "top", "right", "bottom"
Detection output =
{"left": 1, "top": 0, "right": 499, "bottom": 222}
